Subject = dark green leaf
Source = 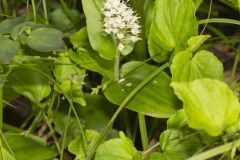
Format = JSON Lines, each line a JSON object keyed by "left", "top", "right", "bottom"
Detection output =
{"left": 4, "top": 133, "right": 57, "bottom": 160}
{"left": 7, "top": 61, "right": 52, "bottom": 106}
{"left": 76, "top": 94, "right": 114, "bottom": 131}
{"left": 53, "top": 110, "right": 82, "bottom": 147}
{"left": 103, "top": 61, "right": 180, "bottom": 118}
{"left": 0, "top": 37, "right": 20, "bottom": 64}
{"left": 11, "top": 22, "right": 46, "bottom": 41}
{"left": 50, "top": 8, "right": 74, "bottom": 31}
{"left": 69, "top": 27, "right": 114, "bottom": 79}
{"left": 26, "top": 28, "right": 65, "bottom": 52}
{"left": 159, "top": 129, "right": 202, "bottom": 159}
{"left": 70, "top": 27, "right": 90, "bottom": 49}
{"left": 0, "top": 17, "right": 24, "bottom": 35}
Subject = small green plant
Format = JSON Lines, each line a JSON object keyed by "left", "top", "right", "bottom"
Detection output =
{"left": 0, "top": 0, "right": 240, "bottom": 160}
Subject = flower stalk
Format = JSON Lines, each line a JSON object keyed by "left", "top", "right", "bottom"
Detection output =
{"left": 102, "top": 0, "right": 141, "bottom": 81}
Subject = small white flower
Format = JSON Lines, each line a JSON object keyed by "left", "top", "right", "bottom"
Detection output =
{"left": 130, "top": 36, "right": 141, "bottom": 43}
{"left": 117, "top": 32, "right": 124, "bottom": 39}
{"left": 102, "top": 0, "right": 141, "bottom": 52}
{"left": 118, "top": 43, "right": 125, "bottom": 51}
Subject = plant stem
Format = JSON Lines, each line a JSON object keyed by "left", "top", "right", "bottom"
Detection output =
{"left": 0, "top": 80, "right": 3, "bottom": 130}
{"left": 2, "top": 0, "right": 9, "bottom": 15}
{"left": 230, "top": 50, "right": 240, "bottom": 82}
{"left": 138, "top": 113, "right": 148, "bottom": 151}
{"left": 31, "top": 0, "right": 37, "bottom": 22}
{"left": 44, "top": 115, "right": 61, "bottom": 153}
{"left": 60, "top": 106, "right": 71, "bottom": 160}
{"left": 142, "top": 143, "right": 160, "bottom": 159}
{"left": 87, "top": 62, "right": 170, "bottom": 160}
{"left": 187, "top": 139, "right": 240, "bottom": 160}
{"left": 26, "top": 111, "right": 43, "bottom": 133}
{"left": 114, "top": 49, "right": 120, "bottom": 81}
{"left": 42, "top": 0, "right": 49, "bottom": 25}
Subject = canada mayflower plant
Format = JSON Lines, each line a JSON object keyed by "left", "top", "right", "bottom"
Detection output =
{"left": 102, "top": 0, "right": 141, "bottom": 53}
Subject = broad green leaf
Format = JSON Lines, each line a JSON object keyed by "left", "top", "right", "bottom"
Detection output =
{"left": 148, "top": 0, "right": 198, "bottom": 62}
{"left": 171, "top": 50, "right": 224, "bottom": 82}
{"left": 70, "top": 27, "right": 89, "bottom": 49}
{"left": 69, "top": 28, "right": 114, "bottom": 79}
{"left": 53, "top": 110, "right": 82, "bottom": 147}
{"left": 53, "top": 55, "right": 86, "bottom": 106}
{"left": 2, "top": 148, "right": 15, "bottom": 160}
{"left": 103, "top": 61, "right": 180, "bottom": 118}
{"left": 159, "top": 129, "right": 202, "bottom": 159}
{"left": 0, "top": 17, "right": 24, "bottom": 35}
{"left": 144, "top": 0, "right": 156, "bottom": 37}
{"left": 171, "top": 79, "right": 240, "bottom": 136}
{"left": 150, "top": 152, "right": 179, "bottom": 160}
{"left": 68, "top": 130, "right": 100, "bottom": 160}
{"left": 76, "top": 94, "right": 114, "bottom": 131}
{"left": 0, "top": 37, "right": 20, "bottom": 64}
{"left": 95, "top": 132, "right": 141, "bottom": 160}
{"left": 167, "top": 109, "right": 187, "bottom": 129}
{"left": 11, "top": 22, "right": 46, "bottom": 41}
{"left": 69, "top": 49, "right": 114, "bottom": 79}
{"left": 50, "top": 8, "right": 74, "bottom": 31}
{"left": 26, "top": 28, "right": 65, "bottom": 52}
{"left": 82, "top": 0, "right": 116, "bottom": 60}
{"left": 4, "top": 133, "right": 57, "bottom": 160}
{"left": 187, "top": 35, "right": 211, "bottom": 52}
{"left": 7, "top": 61, "right": 52, "bottom": 107}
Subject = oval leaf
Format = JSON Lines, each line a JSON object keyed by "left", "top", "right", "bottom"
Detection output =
{"left": 26, "top": 28, "right": 65, "bottom": 52}
{"left": 95, "top": 132, "right": 141, "bottom": 160}
{"left": 171, "top": 79, "right": 240, "bottom": 136}
{"left": 4, "top": 133, "right": 57, "bottom": 160}
{"left": 171, "top": 50, "right": 224, "bottom": 82}
{"left": 0, "top": 37, "right": 20, "bottom": 64}
{"left": 103, "top": 61, "right": 180, "bottom": 118}
{"left": 148, "top": 0, "right": 198, "bottom": 62}
{"left": 7, "top": 61, "right": 52, "bottom": 106}
{"left": 82, "top": 0, "right": 116, "bottom": 60}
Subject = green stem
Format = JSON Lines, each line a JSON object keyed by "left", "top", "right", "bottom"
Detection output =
{"left": 60, "top": 106, "right": 71, "bottom": 160}
{"left": 26, "top": 111, "right": 43, "bottom": 134}
{"left": 114, "top": 49, "right": 120, "bottom": 81}
{"left": 142, "top": 143, "right": 160, "bottom": 159}
{"left": 87, "top": 62, "right": 170, "bottom": 160}
{"left": 0, "top": 82, "right": 3, "bottom": 130}
{"left": 2, "top": 0, "right": 9, "bottom": 15}
{"left": 198, "top": 18, "right": 240, "bottom": 26}
{"left": 44, "top": 115, "right": 61, "bottom": 153}
{"left": 138, "top": 113, "right": 148, "bottom": 151}
{"left": 68, "top": 99, "right": 87, "bottom": 156}
{"left": 0, "top": 136, "right": 3, "bottom": 160}
{"left": 31, "top": 0, "right": 37, "bottom": 22}
{"left": 17, "top": 64, "right": 88, "bottom": 155}
{"left": 187, "top": 139, "right": 240, "bottom": 160}
{"left": 42, "top": 0, "right": 49, "bottom": 25}
{"left": 230, "top": 50, "right": 240, "bottom": 82}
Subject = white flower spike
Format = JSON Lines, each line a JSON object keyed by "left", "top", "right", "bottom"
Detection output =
{"left": 102, "top": 0, "right": 141, "bottom": 52}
